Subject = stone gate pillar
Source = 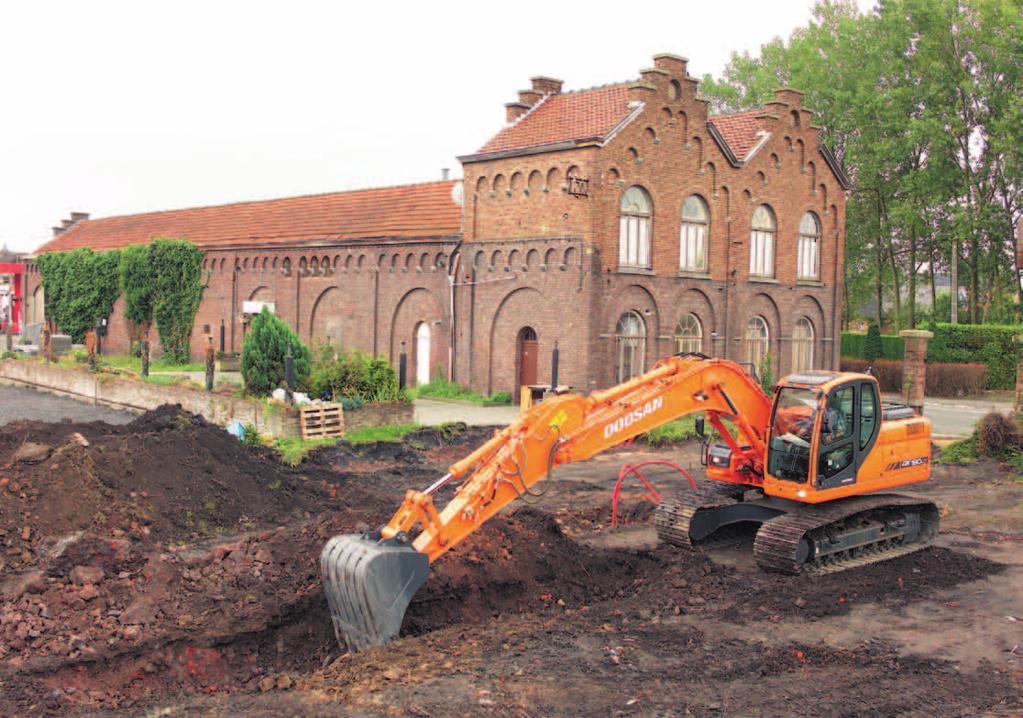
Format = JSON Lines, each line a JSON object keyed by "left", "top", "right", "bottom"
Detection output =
{"left": 899, "top": 329, "right": 933, "bottom": 415}
{"left": 1014, "top": 334, "right": 1023, "bottom": 415}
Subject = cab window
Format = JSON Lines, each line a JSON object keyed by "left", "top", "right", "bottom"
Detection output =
{"left": 818, "top": 386, "right": 855, "bottom": 480}
{"left": 859, "top": 382, "right": 878, "bottom": 449}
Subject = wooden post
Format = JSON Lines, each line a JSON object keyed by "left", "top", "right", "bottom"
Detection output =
{"left": 141, "top": 329, "right": 150, "bottom": 378}
{"left": 85, "top": 329, "right": 97, "bottom": 371}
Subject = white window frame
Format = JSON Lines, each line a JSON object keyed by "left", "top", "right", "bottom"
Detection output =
{"left": 792, "top": 317, "right": 815, "bottom": 372}
{"left": 679, "top": 195, "right": 709, "bottom": 272}
{"left": 797, "top": 212, "right": 821, "bottom": 280}
{"left": 745, "top": 315, "right": 770, "bottom": 368}
{"left": 619, "top": 187, "right": 652, "bottom": 269}
{"left": 674, "top": 313, "right": 703, "bottom": 354}
{"left": 750, "top": 205, "right": 776, "bottom": 278}
{"left": 614, "top": 311, "right": 646, "bottom": 383}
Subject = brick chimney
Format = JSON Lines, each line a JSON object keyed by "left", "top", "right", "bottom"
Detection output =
{"left": 530, "top": 76, "right": 562, "bottom": 95}
{"left": 653, "top": 53, "right": 688, "bottom": 76}
{"left": 506, "top": 76, "right": 563, "bottom": 123}
{"left": 69, "top": 212, "right": 90, "bottom": 222}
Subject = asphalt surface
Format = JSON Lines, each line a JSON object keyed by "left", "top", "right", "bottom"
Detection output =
{"left": 0, "top": 384, "right": 1013, "bottom": 437}
{"left": 0, "top": 384, "right": 135, "bottom": 426}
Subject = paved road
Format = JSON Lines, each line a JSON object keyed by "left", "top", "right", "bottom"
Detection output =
{"left": 0, "top": 384, "right": 135, "bottom": 426}
{"left": 416, "top": 394, "right": 1014, "bottom": 438}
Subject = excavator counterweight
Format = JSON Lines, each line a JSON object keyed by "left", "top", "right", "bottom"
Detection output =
{"left": 322, "top": 354, "right": 938, "bottom": 651}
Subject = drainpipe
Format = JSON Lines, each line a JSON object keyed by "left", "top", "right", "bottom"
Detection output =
{"left": 723, "top": 205, "right": 732, "bottom": 360}
{"left": 295, "top": 260, "right": 302, "bottom": 341}
{"left": 372, "top": 262, "right": 379, "bottom": 355}
{"left": 230, "top": 264, "right": 237, "bottom": 353}
{"left": 447, "top": 241, "right": 462, "bottom": 382}
{"left": 831, "top": 221, "right": 841, "bottom": 369}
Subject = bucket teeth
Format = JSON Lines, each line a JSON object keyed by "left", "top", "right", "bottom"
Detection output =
{"left": 321, "top": 533, "right": 430, "bottom": 652}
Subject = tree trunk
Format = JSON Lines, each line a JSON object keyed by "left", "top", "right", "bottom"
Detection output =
{"left": 887, "top": 235, "right": 902, "bottom": 331}
{"left": 875, "top": 240, "right": 884, "bottom": 327}
{"left": 929, "top": 246, "right": 938, "bottom": 319}
{"left": 950, "top": 236, "right": 958, "bottom": 324}
{"left": 908, "top": 228, "right": 917, "bottom": 328}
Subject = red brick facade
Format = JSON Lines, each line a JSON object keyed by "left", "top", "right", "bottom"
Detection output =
{"left": 23, "top": 54, "right": 847, "bottom": 396}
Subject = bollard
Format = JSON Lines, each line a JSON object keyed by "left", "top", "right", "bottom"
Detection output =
{"left": 899, "top": 329, "right": 933, "bottom": 416}
{"left": 141, "top": 332, "right": 150, "bottom": 378}
{"left": 85, "top": 329, "right": 97, "bottom": 371}
{"left": 284, "top": 345, "right": 295, "bottom": 403}
{"left": 42, "top": 324, "right": 51, "bottom": 364}
{"left": 399, "top": 342, "right": 407, "bottom": 390}
{"left": 205, "top": 336, "right": 215, "bottom": 392}
{"left": 551, "top": 340, "right": 560, "bottom": 389}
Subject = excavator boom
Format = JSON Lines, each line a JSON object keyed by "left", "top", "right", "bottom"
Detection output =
{"left": 322, "top": 355, "right": 772, "bottom": 651}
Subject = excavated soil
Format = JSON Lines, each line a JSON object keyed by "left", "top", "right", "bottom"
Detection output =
{"left": 0, "top": 407, "right": 1020, "bottom": 717}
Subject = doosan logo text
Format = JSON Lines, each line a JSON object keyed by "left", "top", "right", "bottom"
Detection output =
{"left": 603, "top": 397, "right": 664, "bottom": 439}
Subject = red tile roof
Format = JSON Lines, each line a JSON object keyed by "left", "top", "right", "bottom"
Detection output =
{"left": 708, "top": 110, "right": 769, "bottom": 161}
{"left": 475, "top": 85, "right": 634, "bottom": 155}
{"left": 34, "top": 180, "right": 462, "bottom": 255}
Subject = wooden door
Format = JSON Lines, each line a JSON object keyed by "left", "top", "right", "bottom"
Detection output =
{"left": 518, "top": 327, "right": 538, "bottom": 390}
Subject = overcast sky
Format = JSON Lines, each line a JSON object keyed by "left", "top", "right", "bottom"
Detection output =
{"left": 0, "top": 0, "right": 840, "bottom": 254}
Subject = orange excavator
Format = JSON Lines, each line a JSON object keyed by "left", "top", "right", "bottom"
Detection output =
{"left": 322, "top": 354, "right": 937, "bottom": 651}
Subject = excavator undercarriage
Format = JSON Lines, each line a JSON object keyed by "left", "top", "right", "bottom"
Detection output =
{"left": 655, "top": 483, "right": 939, "bottom": 574}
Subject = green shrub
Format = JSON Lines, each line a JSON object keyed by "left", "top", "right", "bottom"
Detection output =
{"left": 927, "top": 323, "right": 1021, "bottom": 390}
{"left": 306, "top": 344, "right": 405, "bottom": 403}
{"left": 338, "top": 396, "right": 365, "bottom": 411}
{"left": 484, "top": 391, "right": 513, "bottom": 405}
{"left": 864, "top": 323, "right": 883, "bottom": 362}
{"left": 241, "top": 307, "right": 311, "bottom": 395}
{"left": 0, "top": 351, "right": 16, "bottom": 360}
{"left": 758, "top": 353, "right": 774, "bottom": 393}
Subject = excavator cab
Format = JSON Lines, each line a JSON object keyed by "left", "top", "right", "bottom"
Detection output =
{"left": 763, "top": 372, "right": 898, "bottom": 501}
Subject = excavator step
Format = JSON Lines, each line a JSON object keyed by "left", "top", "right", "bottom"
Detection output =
{"left": 321, "top": 533, "right": 430, "bottom": 652}
{"left": 753, "top": 493, "right": 940, "bottom": 575}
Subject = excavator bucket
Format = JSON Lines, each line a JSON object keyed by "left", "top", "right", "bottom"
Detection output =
{"left": 320, "top": 533, "right": 430, "bottom": 652}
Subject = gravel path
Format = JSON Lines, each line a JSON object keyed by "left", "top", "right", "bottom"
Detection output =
{"left": 0, "top": 384, "right": 135, "bottom": 426}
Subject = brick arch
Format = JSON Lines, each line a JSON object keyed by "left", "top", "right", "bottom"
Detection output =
{"left": 543, "top": 247, "right": 558, "bottom": 266}
{"left": 604, "top": 283, "right": 660, "bottom": 337}
{"left": 746, "top": 292, "right": 782, "bottom": 372}
{"left": 792, "top": 295, "right": 828, "bottom": 372}
{"left": 673, "top": 287, "right": 717, "bottom": 340}
{"left": 309, "top": 287, "right": 344, "bottom": 347}
{"left": 389, "top": 287, "right": 444, "bottom": 375}
{"left": 487, "top": 286, "right": 547, "bottom": 395}
{"left": 248, "top": 286, "right": 272, "bottom": 302}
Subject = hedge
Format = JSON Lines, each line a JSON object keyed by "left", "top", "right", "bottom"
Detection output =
{"left": 844, "top": 325, "right": 1022, "bottom": 390}
{"left": 840, "top": 332, "right": 904, "bottom": 360}
{"left": 839, "top": 357, "right": 988, "bottom": 397}
{"left": 927, "top": 323, "right": 1020, "bottom": 390}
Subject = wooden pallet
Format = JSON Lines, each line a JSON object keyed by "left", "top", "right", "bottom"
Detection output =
{"left": 299, "top": 403, "right": 344, "bottom": 439}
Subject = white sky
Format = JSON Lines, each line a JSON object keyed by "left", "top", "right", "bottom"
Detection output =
{"left": 1, "top": 0, "right": 835, "bottom": 254}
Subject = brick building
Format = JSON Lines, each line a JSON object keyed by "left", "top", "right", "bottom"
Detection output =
{"left": 24, "top": 53, "right": 848, "bottom": 395}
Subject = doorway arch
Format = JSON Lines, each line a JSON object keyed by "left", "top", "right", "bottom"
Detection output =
{"left": 415, "top": 322, "right": 431, "bottom": 386}
{"left": 517, "top": 326, "right": 539, "bottom": 398}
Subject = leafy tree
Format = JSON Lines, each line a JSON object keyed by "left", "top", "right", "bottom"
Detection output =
{"left": 150, "top": 239, "right": 205, "bottom": 363}
{"left": 35, "top": 248, "right": 121, "bottom": 342}
{"left": 118, "top": 244, "right": 155, "bottom": 328}
{"left": 758, "top": 352, "right": 774, "bottom": 393}
{"left": 242, "top": 307, "right": 311, "bottom": 395}
{"left": 864, "top": 322, "right": 883, "bottom": 362}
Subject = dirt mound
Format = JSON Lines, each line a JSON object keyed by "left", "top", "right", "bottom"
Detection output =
{"left": 0, "top": 406, "right": 400, "bottom": 578}
{"left": 403, "top": 508, "right": 661, "bottom": 635}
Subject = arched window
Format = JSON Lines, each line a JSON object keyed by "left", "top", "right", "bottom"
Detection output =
{"left": 674, "top": 314, "right": 703, "bottom": 354}
{"left": 798, "top": 212, "right": 821, "bottom": 280}
{"left": 750, "top": 205, "right": 776, "bottom": 277}
{"left": 618, "top": 186, "right": 652, "bottom": 269}
{"left": 792, "top": 317, "right": 815, "bottom": 372}
{"left": 745, "top": 316, "right": 770, "bottom": 369}
{"left": 614, "top": 311, "right": 646, "bottom": 383}
{"left": 679, "top": 195, "right": 709, "bottom": 272}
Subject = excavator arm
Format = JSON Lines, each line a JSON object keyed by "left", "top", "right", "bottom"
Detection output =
{"left": 321, "top": 355, "right": 773, "bottom": 651}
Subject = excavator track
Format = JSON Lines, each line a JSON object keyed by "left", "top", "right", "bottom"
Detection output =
{"left": 654, "top": 481, "right": 748, "bottom": 548}
{"left": 753, "top": 493, "right": 939, "bottom": 575}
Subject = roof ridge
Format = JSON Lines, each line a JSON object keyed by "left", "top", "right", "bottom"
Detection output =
{"left": 556, "top": 80, "right": 633, "bottom": 96}
{"left": 73, "top": 179, "right": 459, "bottom": 224}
